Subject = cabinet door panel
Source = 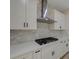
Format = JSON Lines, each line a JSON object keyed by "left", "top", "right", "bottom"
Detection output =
{"left": 53, "top": 43, "right": 63, "bottom": 59}
{"left": 42, "top": 45, "right": 55, "bottom": 59}
{"left": 54, "top": 10, "right": 65, "bottom": 30}
{"left": 25, "top": 0, "right": 37, "bottom": 29}
{"left": 49, "top": 9, "right": 65, "bottom": 30}
{"left": 53, "top": 42, "right": 68, "bottom": 59}
{"left": 11, "top": 0, "right": 37, "bottom": 30}
{"left": 61, "top": 41, "right": 69, "bottom": 56}
{"left": 10, "top": 0, "right": 25, "bottom": 29}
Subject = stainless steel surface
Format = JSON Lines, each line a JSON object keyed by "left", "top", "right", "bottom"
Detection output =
{"left": 37, "top": 0, "right": 55, "bottom": 24}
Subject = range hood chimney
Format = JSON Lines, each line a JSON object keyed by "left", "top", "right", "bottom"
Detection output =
{"left": 37, "top": 0, "right": 55, "bottom": 24}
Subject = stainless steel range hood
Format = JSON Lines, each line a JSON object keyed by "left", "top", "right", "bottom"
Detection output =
{"left": 37, "top": 0, "right": 55, "bottom": 24}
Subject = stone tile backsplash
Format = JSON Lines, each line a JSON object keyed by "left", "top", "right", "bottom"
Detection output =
{"left": 10, "top": 23, "right": 69, "bottom": 45}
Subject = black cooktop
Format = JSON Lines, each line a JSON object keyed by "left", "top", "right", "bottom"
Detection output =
{"left": 35, "top": 37, "right": 58, "bottom": 45}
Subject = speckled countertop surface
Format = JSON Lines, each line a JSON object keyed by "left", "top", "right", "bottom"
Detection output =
{"left": 10, "top": 40, "right": 59, "bottom": 58}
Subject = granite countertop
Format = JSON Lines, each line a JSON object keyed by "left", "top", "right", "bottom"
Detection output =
{"left": 10, "top": 40, "right": 59, "bottom": 58}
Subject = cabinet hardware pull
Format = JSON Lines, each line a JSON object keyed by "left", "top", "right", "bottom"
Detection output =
{"left": 66, "top": 43, "right": 68, "bottom": 47}
{"left": 24, "top": 22, "right": 28, "bottom": 27}
{"left": 52, "top": 51, "right": 55, "bottom": 56}
{"left": 35, "top": 50, "right": 40, "bottom": 53}
{"left": 24, "top": 22, "right": 25, "bottom": 27}
{"left": 59, "top": 26, "right": 62, "bottom": 30}
{"left": 26, "top": 22, "right": 28, "bottom": 27}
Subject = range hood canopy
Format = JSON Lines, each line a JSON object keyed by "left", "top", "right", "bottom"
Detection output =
{"left": 37, "top": 0, "right": 55, "bottom": 24}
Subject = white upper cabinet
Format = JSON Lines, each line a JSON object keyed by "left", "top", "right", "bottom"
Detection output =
{"left": 10, "top": 0, "right": 37, "bottom": 30}
{"left": 54, "top": 10, "right": 65, "bottom": 30}
{"left": 25, "top": 0, "right": 37, "bottom": 30}
{"left": 48, "top": 8, "right": 66, "bottom": 30}
{"left": 10, "top": 0, "right": 25, "bottom": 29}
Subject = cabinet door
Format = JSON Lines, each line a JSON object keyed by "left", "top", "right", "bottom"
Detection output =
{"left": 54, "top": 10, "right": 65, "bottom": 30}
{"left": 61, "top": 40, "right": 69, "bottom": 56}
{"left": 49, "top": 9, "right": 65, "bottom": 30}
{"left": 44, "top": 43, "right": 63, "bottom": 59}
{"left": 42, "top": 43, "right": 65, "bottom": 59}
{"left": 11, "top": 0, "right": 37, "bottom": 30}
{"left": 25, "top": 0, "right": 37, "bottom": 30}
{"left": 42, "top": 45, "right": 55, "bottom": 59}
{"left": 10, "top": 0, "right": 25, "bottom": 29}
{"left": 53, "top": 43, "right": 64, "bottom": 59}
{"left": 53, "top": 41, "right": 68, "bottom": 59}
{"left": 33, "top": 49, "right": 41, "bottom": 59}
